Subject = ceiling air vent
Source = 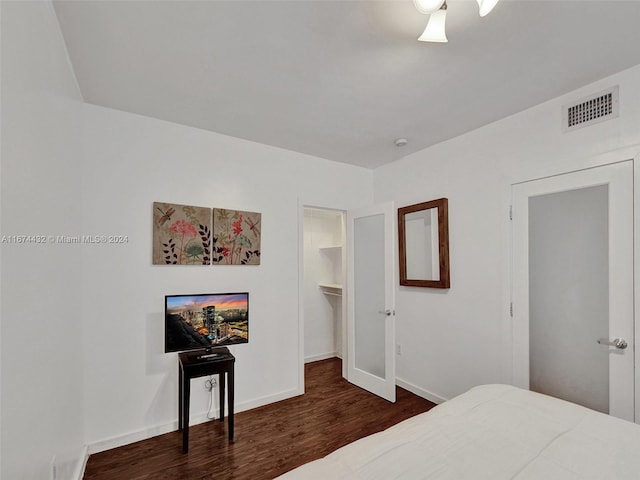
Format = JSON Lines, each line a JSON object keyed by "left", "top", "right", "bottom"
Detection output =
{"left": 563, "top": 86, "right": 619, "bottom": 132}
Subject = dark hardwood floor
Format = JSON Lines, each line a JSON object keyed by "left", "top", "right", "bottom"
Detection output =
{"left": 84, "top": 358, "right": 436, "bottom": 480}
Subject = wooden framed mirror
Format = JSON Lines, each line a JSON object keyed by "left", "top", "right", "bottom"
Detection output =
{"left": 398, "top": 198, "right": 450, "bottom": 288}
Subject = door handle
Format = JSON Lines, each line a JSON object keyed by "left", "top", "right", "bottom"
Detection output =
{"left": 597, "top": 337, "right": 628, "bottom": 349}
{"left": 377, "top": 310, "right": 392, "bottom": 316}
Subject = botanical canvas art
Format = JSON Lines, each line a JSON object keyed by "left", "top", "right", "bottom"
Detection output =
{"left": 212, "top": 209, "right": 261, "bottom": 265}
{"left": 153, "top": 202, "right": 212, "bottom": 265}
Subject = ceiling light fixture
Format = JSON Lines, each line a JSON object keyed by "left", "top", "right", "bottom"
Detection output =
{"left": 414, "top": 0, "right": 500, "bottom": 43}
{"left": 418, "top": 3, "right": 448, "bottom": 43}
{"left": 477, "top": 0, "right": 500, "bottom": 17}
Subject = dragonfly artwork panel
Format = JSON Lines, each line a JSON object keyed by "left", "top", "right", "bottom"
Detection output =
{"left": 212, "top": 208, "right": 261, "bottom": 265}
{"left": 153, "top": 202, "right": 212, "bottom": 265}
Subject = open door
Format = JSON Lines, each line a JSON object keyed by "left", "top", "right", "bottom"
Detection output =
{"left": 346, "top": 202, "right": 396, "bottom": 402}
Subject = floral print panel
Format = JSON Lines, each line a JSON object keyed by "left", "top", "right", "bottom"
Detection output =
{"left": 153, "top": 202, "right": 212, "bottom": 265}
{"left": 212, "top": 209, "right": 261, "bottom": 265}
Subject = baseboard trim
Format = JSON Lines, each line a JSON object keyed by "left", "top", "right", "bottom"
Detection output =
{"left": 237, "top": 387, "right": 301, "bottom": 412}
{"left": 304, "top": 352, "right": 338, "bottom": 363}
{"left": 87, "top": 387, "right": 300, "bottom": 455}
{"left": 396, "top": 378, "right": 448, "bottom": 405}
{"left": 74, "top": 445, "right": 89, "bottom": 480}
{"left": 87, "top": 422, "right": 177, "bottom": 455}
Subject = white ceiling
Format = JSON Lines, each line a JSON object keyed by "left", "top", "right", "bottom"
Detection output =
{"left": 52, "top": 0, "right": 640, "bottom": 169}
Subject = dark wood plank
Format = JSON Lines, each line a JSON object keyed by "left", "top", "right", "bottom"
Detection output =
{"left": 84, "top": 358, "right": 436, "bottom": 480}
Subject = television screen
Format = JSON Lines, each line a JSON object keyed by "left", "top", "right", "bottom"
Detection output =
{"left": 165, "top": 292, "right": 249, "bottom": 353}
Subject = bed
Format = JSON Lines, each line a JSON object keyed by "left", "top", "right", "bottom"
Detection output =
{"left": 275, "top": 384, "right": 640, "bottom": 479}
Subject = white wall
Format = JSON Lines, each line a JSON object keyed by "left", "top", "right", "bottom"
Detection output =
{"left": 0, "top": 0, "right": 372, "bottom": 464}
{"left": 80, "top": 105, "right": 373, "bottom": 451}
{"left": 0, "top": 1, "right": 85, "bottom": 479}
{"left": 374, "top": 65, "right": 640, "bottom": 402}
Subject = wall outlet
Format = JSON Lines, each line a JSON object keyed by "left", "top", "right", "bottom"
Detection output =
{"left": 396, "top": 344, "right": 401, "bottom": 356}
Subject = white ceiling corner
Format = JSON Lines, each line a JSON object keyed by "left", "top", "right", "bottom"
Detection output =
{"left": 52, "top": 0, "right": 640, "bottom": 169}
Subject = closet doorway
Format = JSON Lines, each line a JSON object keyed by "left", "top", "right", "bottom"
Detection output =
{"left": 302, "top": 207, "right": 346, "bottom": 371}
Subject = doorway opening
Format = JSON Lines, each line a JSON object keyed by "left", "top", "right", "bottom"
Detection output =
{"left": 302, "top": 207, "right": 346, "bottom": 369}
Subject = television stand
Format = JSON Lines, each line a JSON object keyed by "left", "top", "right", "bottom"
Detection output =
{"left": 178, "top": 348, "right": 235, "bottom": 453}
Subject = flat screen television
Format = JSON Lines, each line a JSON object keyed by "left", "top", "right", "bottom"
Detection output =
{"left": 165, "top": 292, "right": 249, "bottom": 353}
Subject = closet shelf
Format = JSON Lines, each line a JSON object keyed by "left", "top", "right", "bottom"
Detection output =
{"left": 319, "top": 283, "right": 342, "bottom": 297}
{"left": 318, "top": 245, "right": 342, "bottom": 251}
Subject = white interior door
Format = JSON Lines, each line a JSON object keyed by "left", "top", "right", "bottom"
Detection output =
{"left": 512, "top": 161, "right": 634, "bottom": 421}
{"left": 347, "top": 202, "right": 396, "bottom": 402}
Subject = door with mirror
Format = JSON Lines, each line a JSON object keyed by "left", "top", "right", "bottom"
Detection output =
{"left": 511, "top": 161, "right": 634, "bottom": 421}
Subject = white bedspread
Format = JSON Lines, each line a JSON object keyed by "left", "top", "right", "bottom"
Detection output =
{"left": 275, "top": 384, "right": 640, "bottom": 479}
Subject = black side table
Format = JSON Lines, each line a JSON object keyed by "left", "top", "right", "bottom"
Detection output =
{"left": 178, "top": 348, "right": 235, "bottom": 453}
